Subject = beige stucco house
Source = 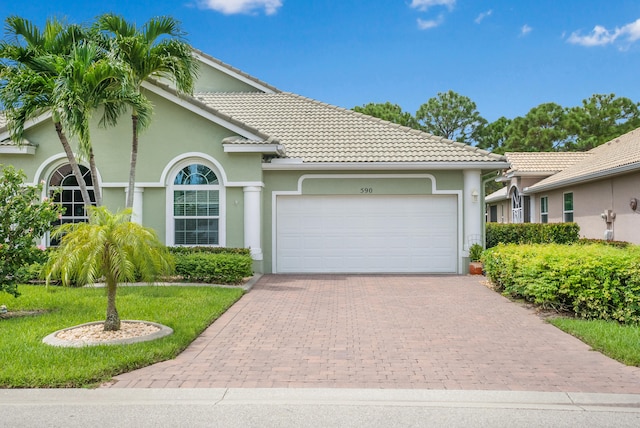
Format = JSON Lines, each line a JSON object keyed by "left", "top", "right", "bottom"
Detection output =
{"left": 1, "top": 49, "right": 507, "bottom": 274}
{"left": 485, "top": 128, "right": 640, "bottom": 244}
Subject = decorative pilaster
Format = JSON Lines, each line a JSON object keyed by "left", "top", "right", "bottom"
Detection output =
{"left": 463, "top": 169, "right": 482, "bottom": 250}
{"left": 243, "top": 186, "right": 263, "bottom": 260}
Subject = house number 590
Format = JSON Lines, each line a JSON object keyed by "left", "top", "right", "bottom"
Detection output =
{"left": 360, "top": 187, "right": 373, "bottom": 193}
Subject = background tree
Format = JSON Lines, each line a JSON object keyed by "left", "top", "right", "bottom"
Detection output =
{"left": 352, "top": 102, "right": 421, "bottom": 129}
{"left": 475, "top": 116, "right": 512, "bottom": 154}
{"left": 501, "top": 102, "right": 569, "bottom": 152}
{"left": 44, "top": 207, "right": 173, "bottom": 331}
{"left": 415, "top": 90, "right": 487, "bottom": 144}
{"left": 0, "top": 17, "right": 95, "bottom": 206}
{"left": 96, "top": 14, "right": 198, "bottom": 209}
{"left": 0, "top": 166, "right": 62, "bottom": 297}
{"left": 564, "top": 93, "right": 640, "bottom": 151}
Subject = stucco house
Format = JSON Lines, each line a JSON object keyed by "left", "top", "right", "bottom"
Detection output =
{"left": 486, "top": 152, "right": 590, "bottom": 224}
{"left": 486, "top": 128, "right": 640, "bottom": 244}
{"left": 0, "top": 50, "right": 507, "bottom": 274}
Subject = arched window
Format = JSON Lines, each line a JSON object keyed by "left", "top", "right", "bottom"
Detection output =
{"left": 172, "top": 164, "right": 220, "bottom": 245}
{"left": 48, "top": 164, "right": 95, "bottom": 245}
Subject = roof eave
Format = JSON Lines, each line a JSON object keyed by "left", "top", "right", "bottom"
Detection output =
{"left": 0, "top": 144, "right": 36, "bottom": 155}
{"left": 263, "top": 161, "right": 510, "bottom": 171}
{"left": 224, "top": 143, "right": 286, "bottom": 156}
{"left": 523, "top": 163, "right": 640, "bottom": 194}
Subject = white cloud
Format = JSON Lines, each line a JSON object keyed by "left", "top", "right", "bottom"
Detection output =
{"left": 520, "top": 24, "right": 532, "bottom": 36}
{"left": 475, "top": 10, "right": 492, "bottom": 24}
{"left": 567, "top": 18, "right": 640, "bottom": 47}
{"left": 197, "top": 0, "right": 282, "bottom": 15}
{"left": 410, "top": 0, "right": 455, "bottom": 12}
{"left": 417, "top": 15, "right": 444, "bottom": 30}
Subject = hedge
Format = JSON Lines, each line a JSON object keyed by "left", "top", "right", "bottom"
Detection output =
{"left": 483, "top": 243, "right": 640, "bottom": 323}
{"left": 486, "top": 223, "right": 580, "bottom": 248}
{"left": 173, "top": 252, "right": 253, "bottom": 284}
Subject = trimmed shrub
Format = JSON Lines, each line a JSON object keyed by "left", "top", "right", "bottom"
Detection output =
{"left": 483, "top": 243, "right": 640, "bottom": 323}
{"left": 174, "top": 252, "right": 253, "bottom": 284}
{"left": 485, "top": 222, "right": 580, "bottom": 248}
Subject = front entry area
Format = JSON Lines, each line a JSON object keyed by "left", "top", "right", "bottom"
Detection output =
{"left": 275, "top": 194, "right": 458, "bottom": 273}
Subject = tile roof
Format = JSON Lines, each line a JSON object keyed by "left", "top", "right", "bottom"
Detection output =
{"left": 197, "top": 92, "right": 505, "bottom": 164}
{"left": 505, "top": 152, "right": 591, "bottom": 174}
{"left": 525, "top": 128, "right": 640, "bottom": 192}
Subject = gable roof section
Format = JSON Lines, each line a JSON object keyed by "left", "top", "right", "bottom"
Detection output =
{"left": 197, "top": 92, "right": 506, "bottom": 165}
{"left": 192, "top": 49, "right": 280, "bottom": 94}
{"left": 525, "top": 128, "right": 640, "bottom": 193}
{"left": 505, "top": 152, "right": 591, "bottom": 176}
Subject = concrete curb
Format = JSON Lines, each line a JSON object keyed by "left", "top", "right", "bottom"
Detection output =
{"left": 1, "top": 388, "right": 640, "bottom": 412}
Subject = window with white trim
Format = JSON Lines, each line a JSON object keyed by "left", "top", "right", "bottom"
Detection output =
{"left": 48, "top": 164, "right": 95, "bottom": 245}
{"left": 540, "top": 196, "right": 548, "bottom": 224}
{"left": 563, "top": 192, "right": 574, "bottom": 222}
{"left": 172, "top": 164, "right": 220, "bottom": 245}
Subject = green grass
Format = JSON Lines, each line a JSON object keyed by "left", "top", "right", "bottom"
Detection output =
{"left": 550, "top": 317, "right": 640, "bottom": 366}
{"left": 0, "top": 285, "right": 244, "bottom": 388}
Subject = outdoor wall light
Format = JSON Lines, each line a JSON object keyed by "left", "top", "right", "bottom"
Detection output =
{"left": 471, "top": 189, "right": 479, "bottom": 203}
{"left": 630, "top": 198, "right": 638, "bottom": 212}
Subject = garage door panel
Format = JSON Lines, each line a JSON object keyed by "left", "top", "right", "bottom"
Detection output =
{"left": 276, "top": 195, "right": 457, "bottom": 273}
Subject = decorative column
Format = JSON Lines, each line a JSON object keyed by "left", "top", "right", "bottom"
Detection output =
{"left": 125, "top": 187, "right": 144, "bottom": 224}
{"left": 463, "top": 169, "right": 482, "bottom": 250}
{"left": 243, "top": 186, "right": 263, "bottom": 260}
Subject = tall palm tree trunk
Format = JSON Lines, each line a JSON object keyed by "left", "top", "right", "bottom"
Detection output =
{"left": 54, "top": 121, "right": 93, "bottom": 207}
{"left": 126, "top": 113, "right": 139, "bottom": 209}
{"left": 88, "top": 147, "right": 102, "bottom": 206}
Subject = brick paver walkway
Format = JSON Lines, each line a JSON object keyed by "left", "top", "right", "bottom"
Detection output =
{"left": 106, "top": 275, "right": 640, "bottom": 392}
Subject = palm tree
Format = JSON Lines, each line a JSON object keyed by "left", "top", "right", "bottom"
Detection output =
{"left": 44, "top": 207, "right": 174, "bottom": 331}
{"left": 96, "top": 14, "right": 198, "bottom": 209}
{"left": 0, "top": 17, "right": 94, "bottom": 206}
{"left": 54, "top": 42, "right": 153, "bottom": 205}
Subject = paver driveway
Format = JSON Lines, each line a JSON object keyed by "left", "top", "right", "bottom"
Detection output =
{"left": 106, "top": 275, "right": 640, "bottom": 392}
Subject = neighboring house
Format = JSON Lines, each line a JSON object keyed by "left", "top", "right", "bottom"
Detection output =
{"left": 485, "top": 128, "right": 640, "bottom": 244}
{"left": 486, "top": 152, "right": 590, "bottom": 224}
{"left": 485, "top": 186, "right": 508, "bottom": 223}
{"left": 0, "top": 50, "right": 507, "bottom": 274}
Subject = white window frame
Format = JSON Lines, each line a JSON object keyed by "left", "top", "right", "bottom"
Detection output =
{"left": 563, "top": 192, "right": 574, "bottom": 222}
{"left": 166, "top": 159, "right": 225, "bottom": 247}
{"left": 540, "top": 196, "right": 548, "bottom": 224}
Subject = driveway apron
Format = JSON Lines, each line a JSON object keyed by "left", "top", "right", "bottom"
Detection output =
{"left": 106, "top": 275, "right": 640, "bottom": 392}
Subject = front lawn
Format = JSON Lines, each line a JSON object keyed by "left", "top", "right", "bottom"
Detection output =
{"left": 549, "top": 317, "right": 640, "bottom": 366}
{"left": 0, "top": 285, "right": 243, "bottom": 388}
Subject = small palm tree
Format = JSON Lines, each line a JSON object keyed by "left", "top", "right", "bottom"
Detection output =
{"left": 44, "top": 207, "right": 174, "bottom": 331}
{"left": 96, "top": 14, "right": 198, "bottom": 209}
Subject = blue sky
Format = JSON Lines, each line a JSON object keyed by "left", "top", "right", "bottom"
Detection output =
{"left": 2, "top": 0, "right": 640, "bottom": 121}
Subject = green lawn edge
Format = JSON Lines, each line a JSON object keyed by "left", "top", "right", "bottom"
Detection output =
{"left": 0, "top": 285, "right": 244, "bottom": 388}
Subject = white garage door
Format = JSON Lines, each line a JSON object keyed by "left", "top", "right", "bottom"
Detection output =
{"left": 276, "top": 194, "right": 458, "bottom": 273}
